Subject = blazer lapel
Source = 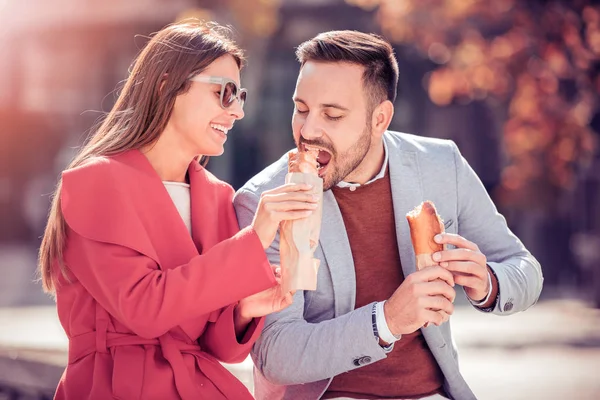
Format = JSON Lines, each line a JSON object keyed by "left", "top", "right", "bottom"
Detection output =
{"left": 388, "top": 136, "right": 422, "bottom": 280}
{"left": 386, "top": 133, "right": 449, "bottom": 352}
{"left": 319, "top": 190, "right": 356, "bottom": 316}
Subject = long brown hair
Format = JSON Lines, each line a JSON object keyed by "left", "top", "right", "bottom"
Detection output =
{"left": 39, "top": 21, "right": 244, "bottom": 294}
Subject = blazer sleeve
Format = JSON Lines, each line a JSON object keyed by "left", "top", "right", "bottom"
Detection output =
{"left": 451, "top": 141, "right": 544, "bottom": 314}
{"left": 234, "top": 189, "right": 389, "bottom": 385}
{"left": 62, "top": 224, "right": 275, "bottom": 339}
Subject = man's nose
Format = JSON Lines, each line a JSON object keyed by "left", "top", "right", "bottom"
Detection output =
{"left": 300, "top": 116, "right": 322, "bottom": 140}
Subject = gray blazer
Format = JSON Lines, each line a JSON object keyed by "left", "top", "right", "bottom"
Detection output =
{"left": 233, "top": 131, "right": 543, "bottom": 400}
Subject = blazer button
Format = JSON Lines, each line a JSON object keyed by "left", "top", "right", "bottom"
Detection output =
{"left": 503, "top": 299, "right": 514, "bottom": 312}
{"left": 353, "top": 356, "right": 372, "bottom": 366}
{"left": 361, "top": 356, "right": 372, "bottom": 365}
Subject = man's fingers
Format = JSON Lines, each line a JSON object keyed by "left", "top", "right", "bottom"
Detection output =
{"left": 421, "top": 295, "right": 455, "bottom": 315}
{"left": 442, "top": 261, "right": 486, "bottom": 279}
{"left": 433, "top": 310, "right": 450, "bottom": 325}
{"left": 423, "top": 310, "right": 446, "bottom": 327}
{"left": 433, "top": 248, "right": 486, "bottom": 267}
{"left": 417, "top": 281, "right": 456, "bottom": 302}
{"left": 434, "top": 233, "right": 479, "bottom": 251}
{"left": 454, "top": 274, "right": 484, "bottom": 291}
{"left": 413, "top": 265, "right": 455, "bottom": 287}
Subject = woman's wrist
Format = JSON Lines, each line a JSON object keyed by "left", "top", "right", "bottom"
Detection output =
{"left": 233, "top": 302, "right": 253, "bottom": 338}
{"left": 252, "top": 226, "right": 270, "bottom": 250}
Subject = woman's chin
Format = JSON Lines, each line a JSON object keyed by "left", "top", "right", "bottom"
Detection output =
{"left": 208, "top": 147, "right": 225, "bottom": 157}
{"left": 196, "top": 143, "right": 225, "bottom": 157}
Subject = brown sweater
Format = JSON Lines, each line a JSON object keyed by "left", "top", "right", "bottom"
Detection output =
{"left": 323, "top": 170, "right": 445, "bottom": 399}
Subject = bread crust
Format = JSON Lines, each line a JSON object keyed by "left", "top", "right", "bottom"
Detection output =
{"left": 406, "top": 201, "right": 444, "bottom": 256}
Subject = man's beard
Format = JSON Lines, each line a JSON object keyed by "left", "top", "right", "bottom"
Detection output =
{"left": 323, "top": 125, "right": 372, "bottom": 191}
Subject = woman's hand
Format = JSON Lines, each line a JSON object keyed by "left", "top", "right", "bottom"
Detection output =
{"left": 251, "top": 183, "right": 318, "bottom": 249}
{"left": 233, "top": 266, "right": 294, "bottom": 338}
{"left": 236, "top": 265, "right": 294, "bottom": 319}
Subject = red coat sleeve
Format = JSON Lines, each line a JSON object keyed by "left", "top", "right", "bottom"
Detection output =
{"left": 63, "top": 225, "right": 276, "bottom": 339}
{"left": 199, "top": 304, "right": 266, "bottom": 364}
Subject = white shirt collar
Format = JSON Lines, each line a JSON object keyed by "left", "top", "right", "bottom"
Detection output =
{"left": 336, "top": 139, "right": 389, "bottom": 189}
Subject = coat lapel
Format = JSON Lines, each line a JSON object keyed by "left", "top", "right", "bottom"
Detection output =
{"left": 129, "top": 154, "right": 242, "bottom": 341}
{"left": 319, "top": 190, "right": 356, "bottom": 316}
{"left": 117, "top": 150, "right": 199, "bottom": 270}
{"left": 188, "top": 160, "right": 209, "bottom": 254}
{"left": 187, "top": 160, "right": 240, "bottom": 254}
{"left": 386, "top": 133, "right": 449, "bottom": 353}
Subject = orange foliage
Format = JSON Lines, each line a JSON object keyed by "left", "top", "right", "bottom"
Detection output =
{"left": 349, "top": 0, "right": 599, "bottom": 210}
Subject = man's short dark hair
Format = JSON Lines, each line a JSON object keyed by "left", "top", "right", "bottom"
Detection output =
{"left": 295, "top": 30, "right": 399, "bottom": 109}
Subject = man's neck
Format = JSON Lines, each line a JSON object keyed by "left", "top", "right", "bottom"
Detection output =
{"left": 343, "top": 138, "right": 385, "bottom": 185}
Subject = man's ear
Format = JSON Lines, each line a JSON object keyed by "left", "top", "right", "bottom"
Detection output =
{"left": 371, "top": 100, "right": 394, "bottom": 136}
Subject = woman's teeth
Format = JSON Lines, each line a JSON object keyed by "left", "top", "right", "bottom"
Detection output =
{"left": 211, "top": 124, "right": 229, "bottom": 134}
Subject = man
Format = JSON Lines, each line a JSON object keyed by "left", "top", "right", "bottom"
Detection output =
{"left": 233, "top": 31, "right": 543, "bottom": 400}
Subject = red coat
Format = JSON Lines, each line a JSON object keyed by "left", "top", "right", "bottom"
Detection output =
{"left": 54, "top": 150, "right": 276, "bottom": 399}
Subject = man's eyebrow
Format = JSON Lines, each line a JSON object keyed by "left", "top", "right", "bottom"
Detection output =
{"left": 321, "top": 103, "right": 349, "bottom": 111}
{"left": 292, "top": 97, "right": 349, "bottom": 111}
{"left": 292, "top": 97, "right": 306, "bottom": 105}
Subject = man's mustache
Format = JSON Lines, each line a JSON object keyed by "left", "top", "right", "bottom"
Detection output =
{"left": 298, "top": 138, "right": 336, "bottom": 157}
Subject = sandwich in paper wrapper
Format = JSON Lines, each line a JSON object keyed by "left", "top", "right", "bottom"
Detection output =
{"left": 279, "top": 147, "right": 323, "bottom": 292}
{"left": 406, "top": 200, "right": 449, "bottom": 323}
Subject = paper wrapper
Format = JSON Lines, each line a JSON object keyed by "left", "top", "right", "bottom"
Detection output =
{"left": 415, "top": 252, "right": 449, "bottom": 326}
{"left": 279, "top": 172, "right": 323, "bottom": 292}
{"left": 415, "top": 253, "right": 443, "bottom": 271}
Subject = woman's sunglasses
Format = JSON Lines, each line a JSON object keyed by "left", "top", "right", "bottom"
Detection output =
{"left": 188, "top": 75, "right": 247, "bottom": 109}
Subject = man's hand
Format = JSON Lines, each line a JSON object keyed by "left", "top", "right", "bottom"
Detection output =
{"left": 432, "top": 233, "right": 492, "bottom": 302}
{"left": 384, "top": 266, "right": 456, "bottom": 336}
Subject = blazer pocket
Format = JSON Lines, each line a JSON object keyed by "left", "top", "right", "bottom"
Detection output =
{"left": 443, "top": 218, "right": 455, "bottom": 231}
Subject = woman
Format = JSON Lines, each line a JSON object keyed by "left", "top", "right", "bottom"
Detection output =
{"left": 38, "top": 21, "right": 317, "bottom": 399}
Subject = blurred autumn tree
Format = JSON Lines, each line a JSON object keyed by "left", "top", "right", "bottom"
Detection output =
{"left": 348, "top": 0, "right": 599, "bottom": 213}
{"left": 178, "top": 0, "right": 281, "bottom": 38}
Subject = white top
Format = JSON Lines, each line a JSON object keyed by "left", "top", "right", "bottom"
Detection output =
{"left": 336, "top": 139, "right": 389, "bottom": 191}
{"left": 163, "top": 181, "right": 192, "bottom": 236}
